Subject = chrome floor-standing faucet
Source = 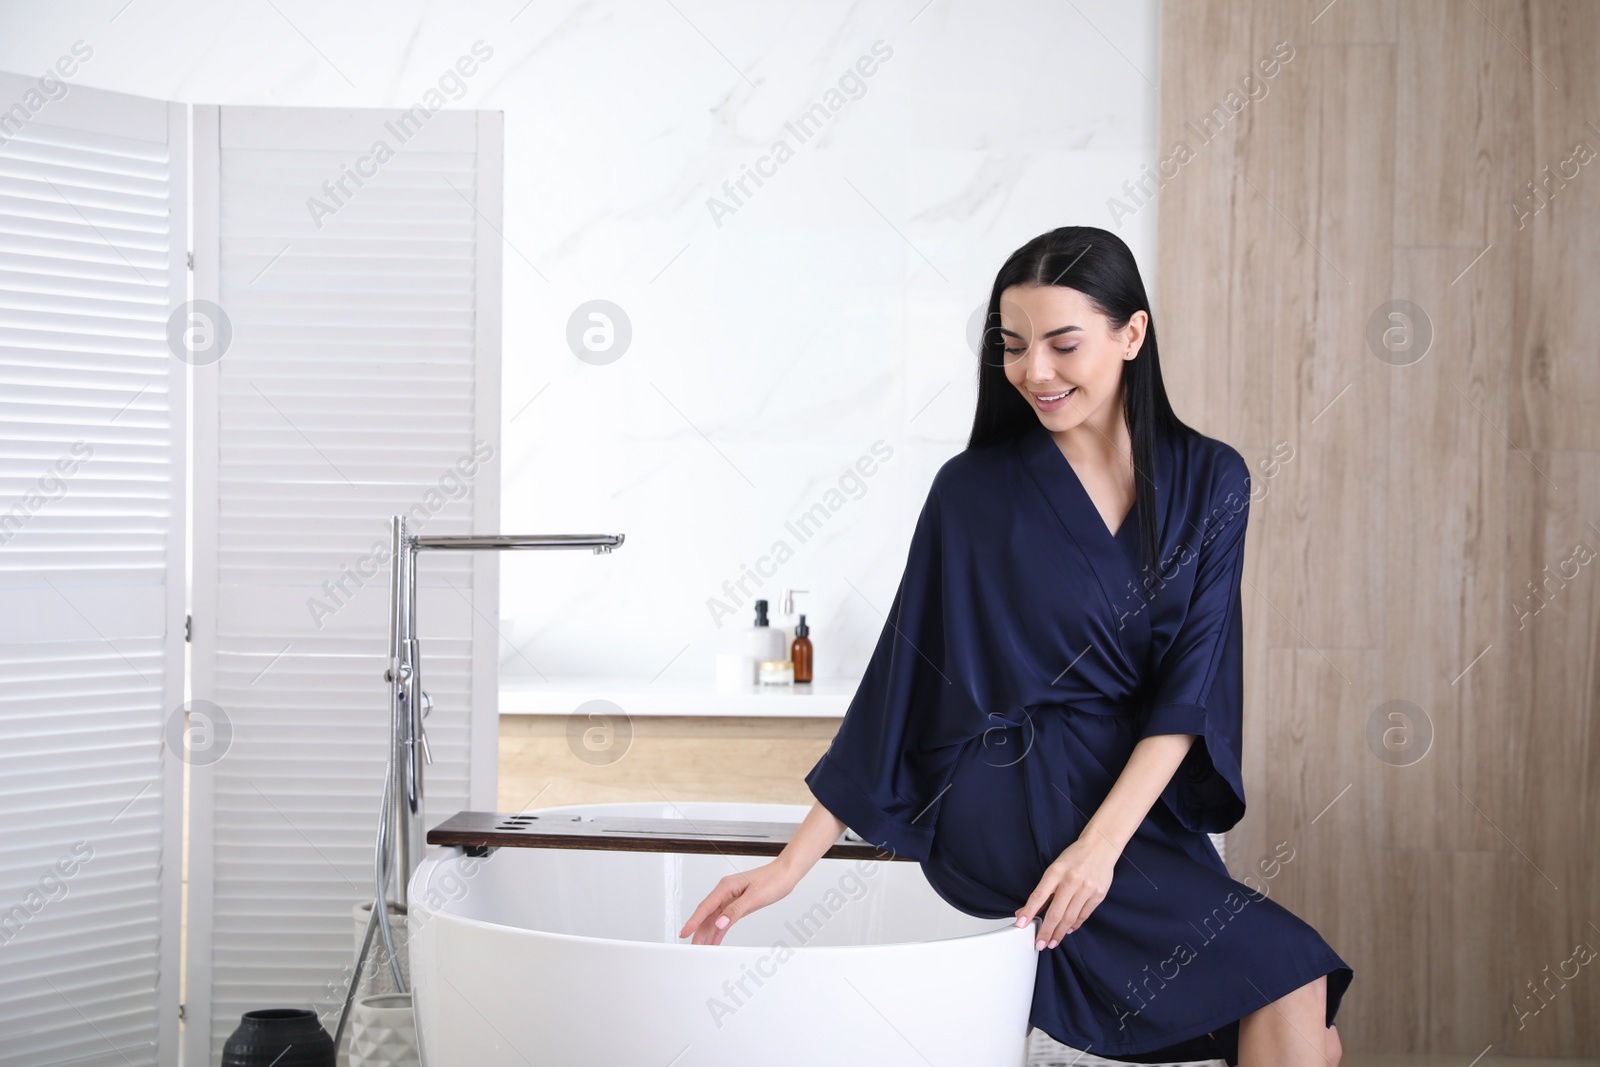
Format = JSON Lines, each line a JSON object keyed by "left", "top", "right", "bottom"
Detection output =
{"left": 335, "top": 516, "right": 625, "bottom": 1048}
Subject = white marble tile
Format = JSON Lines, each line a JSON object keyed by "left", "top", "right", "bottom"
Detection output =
{"left": 0, "top": 0, "right": 1161, "bottom": 685}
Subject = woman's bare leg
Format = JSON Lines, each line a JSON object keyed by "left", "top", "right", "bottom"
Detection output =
{"left": 1236, "top": 973, "right": 1339, "bottom": 1066}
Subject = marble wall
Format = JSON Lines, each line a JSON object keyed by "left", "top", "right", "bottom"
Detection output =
{"left": 0, "top": 0, "right": 1160, "bottom": 687}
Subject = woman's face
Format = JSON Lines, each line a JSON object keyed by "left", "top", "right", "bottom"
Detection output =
{"left": 997, "top": 283, "right": 1147, "bottom": 436}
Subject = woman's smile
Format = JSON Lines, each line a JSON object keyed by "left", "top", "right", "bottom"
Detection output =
{"left": 1030, "top": 386, "right": 1078, "bottom": 411}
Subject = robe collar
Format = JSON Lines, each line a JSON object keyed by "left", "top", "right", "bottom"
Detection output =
{"left": 1015, "top": 417, "right": 1171, "bottom": 648}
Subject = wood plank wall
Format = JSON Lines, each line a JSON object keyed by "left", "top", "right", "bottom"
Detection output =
{"left": 498, "top": 715, "right": 834, "bottom": 813}
{"left": 1154, "top": 0, "right": 1599, "bottom": 1056}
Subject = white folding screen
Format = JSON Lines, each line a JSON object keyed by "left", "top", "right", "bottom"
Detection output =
{"left": 0, "top": 76, "right": 186, "bottom": 1066}
{"left": 186, "top": 104, "right": 502, "bottom": 1064}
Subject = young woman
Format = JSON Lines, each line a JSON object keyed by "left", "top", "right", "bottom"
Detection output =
{"left": 679, "top": 226, "right": 1353, "bottom": 1066}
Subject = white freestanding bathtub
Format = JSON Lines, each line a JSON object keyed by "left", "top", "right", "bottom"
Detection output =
{"left": 408, "top": 801, "right": 1037, "bottom": 1066}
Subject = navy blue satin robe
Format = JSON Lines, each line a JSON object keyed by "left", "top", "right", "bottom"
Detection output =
{"left": 805, "top": 419, "right": 1352, "bottom": 1065}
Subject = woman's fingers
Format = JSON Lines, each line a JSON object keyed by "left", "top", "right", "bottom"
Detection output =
{"left": 1019, "top": 867, "right": 1109, "bottom": 948}
{"left": 1036, "top": 884, "right": 1073, "bottom": 947}
{"left": 677, "top": 885, "right": 728, "bottom": 938}
{"left": 679, "top": 863, "right": 797, "bottom": 946}
{"left": 1013, "top": 868, "right": 1060, "bottom": 929}
{"left": 1039, "top": 882, "right": 1089, "bottom": 947}
{"left": 1043, "top": 884, "right": 1106, "bottom": 947}
{"left": 1017, "top": 872, "right": 1067, "bottom": 948}
{"left": 684, "top": 911, "right": 715, "bottom": 945}
{"left": 705, "top": 886, "right": 748, "bottom": 944}
{"left": 679, "top": 877, "right": 744, "bottom": 943}
{"left": 699, "top": 903, "right": 738, "bottom": 945}
{"left": 710, "top": 878, "right": 775, "bottom": 944}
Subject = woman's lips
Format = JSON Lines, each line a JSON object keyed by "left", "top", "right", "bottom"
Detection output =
{"left": 1031, "top": 386, "right": 1076, "bottom": 412}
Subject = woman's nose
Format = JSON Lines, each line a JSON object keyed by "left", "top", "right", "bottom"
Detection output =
{"left": 1020, "top": 342, "right": 1054, "bottom": 380}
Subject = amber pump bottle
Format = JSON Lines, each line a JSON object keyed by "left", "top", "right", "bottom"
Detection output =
{"left": 790, "top": 614, "right": 813, "bottom": 683}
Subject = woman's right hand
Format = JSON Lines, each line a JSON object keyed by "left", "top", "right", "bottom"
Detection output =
{"left": 678, "top": 802, "right": 847, "bottom": 946}
{"left": 677, "top": 859, "right": 798, "bottom": 946}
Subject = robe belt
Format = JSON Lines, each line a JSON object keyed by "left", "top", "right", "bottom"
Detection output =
{"left": 981, "top": 695, "right": 1131, "bottom": 729}
{"left": 964, "top": 699, "right": 1130, "bottom": 862}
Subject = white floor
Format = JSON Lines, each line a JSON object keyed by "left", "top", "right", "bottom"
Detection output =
{"left": 1026, "top": 1030, "right": 1600, "bottom": 1067}
{"left": 1027, "top": 1028, "right": 1224, "bottom": 1066}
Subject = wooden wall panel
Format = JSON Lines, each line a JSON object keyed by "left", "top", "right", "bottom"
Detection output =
{"left": 1156, "top": 0, "right": 1599, "bottom": 1056}
{"left": 1305, "top": 0, "right": 1398, "bottom": 45}
{"left": 1151, "top": 0, "right": 1277, "bottom": 449}
{"left": 1426, "top": 850, "right": 1509, "bottom": 1050}
{"left": 1394, "top": 0, "right": 1526, "bottom": 247}
{"left": 1307, "top": 41, "right": 1394, "bottom": 654}
{"left": 1514, "top": 1, "right": 1600, "bottom": 449}
{"left": 1371, "top": 848, "right": 1431, "bottom": 1047}
{"left": 498, "top": 715, "right": 834, "bottom": 812}
{"left": 1500, "top": 450, "right": 1600, "bottom": 1052}
{"left": 1265, "top": 648, "right": 1393, "bottom": 1050}
{"left": 1383, "top": 247, "right": 1511, "bottom": 854}
{"left": 1257, "top": 38, "right": 1395, "bottom": 654}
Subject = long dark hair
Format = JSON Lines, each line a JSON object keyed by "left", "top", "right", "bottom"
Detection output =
{"left": 967, "top": 226, "right": 1195, "bottom": 577}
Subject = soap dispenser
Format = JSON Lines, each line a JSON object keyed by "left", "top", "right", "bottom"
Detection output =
{"left": 791, "top": 614, "right": 812, "bottom": 683}
{"left": 780, "top": 587, "right": 807, "bottom": 653}
{"left": 747, "top": 599, "right": 788, "bottom": 673}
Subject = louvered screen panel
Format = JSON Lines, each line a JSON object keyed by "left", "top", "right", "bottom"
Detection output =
{"left": 0, "top": 76, "right": 185, "bottom": 1067}
{"left": 187, "top": 105, "right": 502, "bottom": 1063}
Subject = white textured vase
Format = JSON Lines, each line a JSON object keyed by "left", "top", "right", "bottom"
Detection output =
{"left": 350, "top": 993, "right": 421, "bottom": 1067}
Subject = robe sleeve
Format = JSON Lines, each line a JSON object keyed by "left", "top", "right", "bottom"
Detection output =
{"left": 803, "top": 474, "right": 976, "bottom": 864}
{"left": 1135, "top": 449, "right": 1251, "bottom": 835}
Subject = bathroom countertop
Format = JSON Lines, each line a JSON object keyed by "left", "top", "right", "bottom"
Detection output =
{"left": 500, "top": 676, "right": 857, "bottom": 717}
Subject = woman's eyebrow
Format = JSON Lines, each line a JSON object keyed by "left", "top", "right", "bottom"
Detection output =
{"left": 997, "top": 324, "right": 1084, "bottom": 339}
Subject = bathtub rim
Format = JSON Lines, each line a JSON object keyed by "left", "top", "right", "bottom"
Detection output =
{"left": 409, "top": 846, "right": 1034, "bottom": 956}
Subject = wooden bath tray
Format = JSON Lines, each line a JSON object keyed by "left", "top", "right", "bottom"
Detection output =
{"left": 427, "top": 810, "right": 916, "bottom": 862}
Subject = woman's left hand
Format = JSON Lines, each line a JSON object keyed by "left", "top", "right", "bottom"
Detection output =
{"left": 1014, "top": 834, "right": 1119, "bottom": 949}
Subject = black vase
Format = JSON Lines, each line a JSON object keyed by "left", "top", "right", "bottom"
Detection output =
{"left": 220, "top": 1008, "right": 336, "bottom": 1067}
